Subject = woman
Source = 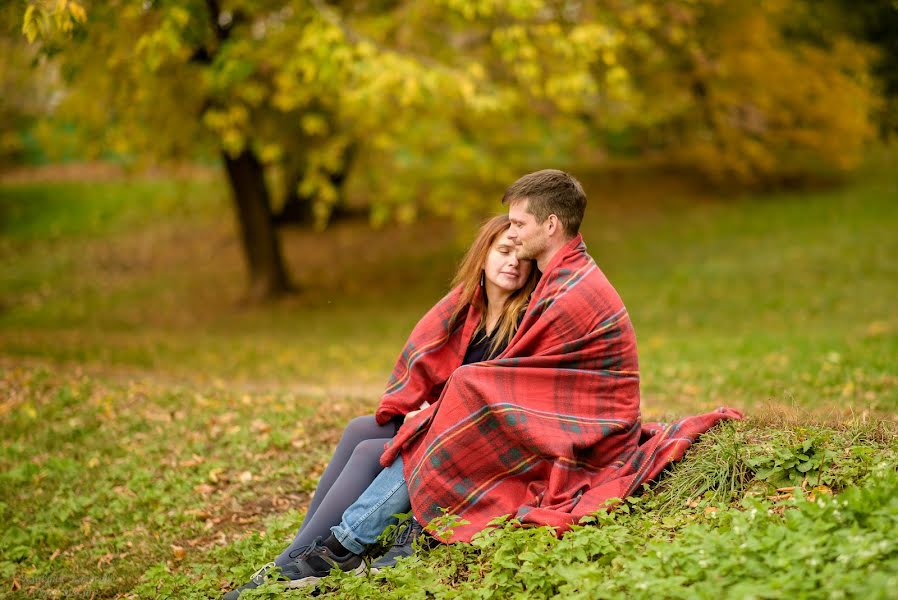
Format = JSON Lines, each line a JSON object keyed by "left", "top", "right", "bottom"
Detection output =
{"left": 226, "top": 215, "right": 538, "bottom": 597}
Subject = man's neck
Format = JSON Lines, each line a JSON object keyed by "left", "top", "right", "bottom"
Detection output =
{"left": 536, "top": 237, "right": 573, "bottom": 272}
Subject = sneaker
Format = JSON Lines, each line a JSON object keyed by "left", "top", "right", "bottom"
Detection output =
{"left": 369, "top": 517, "right": 428, "bottom": 573}
{"left": 281, "top": 538, "right": 366, "bottom": 588}
{"left": 223, "top": 562, "right": 279, "bottom": 600}
{"left": 222, "top": 542, "right": 317, "bottom": 599}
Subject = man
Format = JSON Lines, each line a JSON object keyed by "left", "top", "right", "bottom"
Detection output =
{"left": 227, "top": 170, "right": 739, "bottom": 596}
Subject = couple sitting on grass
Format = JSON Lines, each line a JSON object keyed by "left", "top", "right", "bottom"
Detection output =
{"left": 225, "top": 169, "right": 742, "bottom": 598}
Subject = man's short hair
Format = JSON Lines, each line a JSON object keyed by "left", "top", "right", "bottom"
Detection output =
{"left": 501, "top": 169, "right": 586, "bottom": 237}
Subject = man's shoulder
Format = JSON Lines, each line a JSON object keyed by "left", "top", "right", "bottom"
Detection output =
{"left": 557, "top": 250, "right": 625, "bottom": 309}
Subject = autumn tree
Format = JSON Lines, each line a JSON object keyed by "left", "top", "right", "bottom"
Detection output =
{"left": 579, "top": 0, "right": 880, "bottom": 185}
{"left": 13, "top": 0, "right": 882, "bottom": 300}
{"left": 14, "top": 0, "right": 644, "bottom": 300}
{"left": 825, "top": 0, "right": 898, "bottom": 137}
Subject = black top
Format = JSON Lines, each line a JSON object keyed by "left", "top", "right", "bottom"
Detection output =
{"left": 463, "top": 327, "right": 500, "bottom": 365}
{"left": 462, "top": 313, "right": 522, "bottom": 365}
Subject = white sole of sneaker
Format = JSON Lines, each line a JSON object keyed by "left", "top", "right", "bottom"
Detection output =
{"left": 284, "top": 563, "right": 367, "bottom": 588}
{"left": 284, "top": 575, "right": 323, "bottom": 589}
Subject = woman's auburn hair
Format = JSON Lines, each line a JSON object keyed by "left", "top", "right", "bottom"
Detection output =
{"left": 449, "top": 214, "right": 539, "bottom": 355}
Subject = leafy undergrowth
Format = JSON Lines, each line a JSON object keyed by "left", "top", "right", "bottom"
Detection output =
{"left": 4, "top": 365, "right": 896, "bottom": 599}
{"left": 304, "top": 470, "right": 898, "bottom": 599}
{"left": 142, "top": 421, "right": 898, "bottom": 600}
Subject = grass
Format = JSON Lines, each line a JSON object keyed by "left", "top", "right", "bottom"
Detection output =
{"left": 0, "top": 156, "right": 896, "bottom": 598}
{"left": 0, "top": 177, "right": 226, "bottom": 242}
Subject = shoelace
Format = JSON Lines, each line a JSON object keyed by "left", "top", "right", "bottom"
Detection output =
{"left": 287, "top": 537, "right": 323, "bottom": 560}
{"left": 250, "top": 562, "right": 276, "bottom": 584}
{"left": 393, "top": 519, "right": 421, "bottom": 546}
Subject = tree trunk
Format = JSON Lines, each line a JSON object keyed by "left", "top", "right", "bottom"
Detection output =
{"left": 274, "top": 172, "right": 316, "bottom": 226}
{"left": 222, "top": 148, "right": 292, "bottom": 302}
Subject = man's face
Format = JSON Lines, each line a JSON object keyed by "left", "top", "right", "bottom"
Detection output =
{"left": 507, "top": 199, "right": 549, "bottom": 262}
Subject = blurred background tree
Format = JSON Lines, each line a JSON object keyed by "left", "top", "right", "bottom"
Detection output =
{"left": 654, "top": 0, "right": 878, "bottom": 185}
{"left": 827, "top": 0, "right": 898, "bottom": 137}
{"left": 6, "top": 0, "right": 889, "bottom": 301}
{"left": 0, "top": 24, "right": 59, "bottom": 167}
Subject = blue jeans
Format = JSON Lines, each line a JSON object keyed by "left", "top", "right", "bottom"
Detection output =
{"left": 330, "top": 456, "right": 410, "bottom": 555}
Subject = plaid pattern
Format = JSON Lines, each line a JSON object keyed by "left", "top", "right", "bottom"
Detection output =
{"left": 375, "top": 234, "right": 743, "bottom": 541}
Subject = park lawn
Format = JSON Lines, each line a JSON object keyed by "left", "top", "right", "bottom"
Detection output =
{"left": 0, "top": 159, "right": 897, "bottom": 598}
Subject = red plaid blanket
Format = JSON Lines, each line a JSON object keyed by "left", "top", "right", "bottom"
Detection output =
{"left": 376, "top": 234, "right": 743, "bottom": 541}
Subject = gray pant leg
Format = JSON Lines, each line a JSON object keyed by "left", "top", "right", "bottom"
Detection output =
{"left": 275, "top": 436, "right": 393, "bottom": 565}
{"left": 302, "top": 415, "right": 397, "bottom": 527}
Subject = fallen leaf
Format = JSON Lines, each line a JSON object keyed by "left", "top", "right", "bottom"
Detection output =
{"left": 251, "top": 419, "right": 271, "bottom": 434}
{"left": 96, "top": 553, "right": 115, "bottom": 569}
{"left": 194, "top": 484, "right": 215, "bottom": 495}
{"left": 865, "top": 321, "right": 889, "bottom": 336}
{"left": 180, "top": 454, "right": 205, "bottom": 468}
{"left": 766, "top": 493, "right": 793, "bottom": 502}
{"left": 171, "top": 545, "right": 186, "bottom": 561}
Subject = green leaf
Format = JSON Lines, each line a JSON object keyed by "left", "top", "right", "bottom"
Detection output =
{"left": 754, "top": 467, "right": 774, "bottom": 480}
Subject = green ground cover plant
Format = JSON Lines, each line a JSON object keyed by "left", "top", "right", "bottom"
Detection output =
{"left": 1, "top": 158, "right": 896, "bottom": 598}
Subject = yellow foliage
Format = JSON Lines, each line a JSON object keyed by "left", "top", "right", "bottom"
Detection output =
{"left": 12, "top": 0, "right": 888, "bottom": 221}
{"left": 665, "top": 0, "right": 878, "bottom": 185}
{"left": 259, "top": 144, "right": 282, "bottom": 164}
{"left": 300, "top": 114, "right": 329, "bottom": 136}
{"left": 67, "top": 1, "right": 86, "bottom": 24}
{"left": 21, "top": 5, "right": 38, "bottom": 43}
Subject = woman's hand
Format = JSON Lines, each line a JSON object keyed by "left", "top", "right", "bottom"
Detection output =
{"left": 403, "top": 409, "right": 423, "bottom": 421}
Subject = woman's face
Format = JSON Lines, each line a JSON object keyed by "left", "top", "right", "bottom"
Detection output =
{"left": 483, "top": 229, "right": 532, "bottom": 294}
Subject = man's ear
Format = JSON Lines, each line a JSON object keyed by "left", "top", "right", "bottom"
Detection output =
{"left": 546, "top": 214, "right": 559, "bottom": 236}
